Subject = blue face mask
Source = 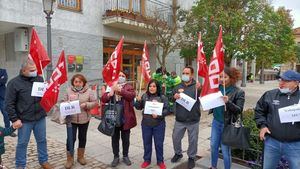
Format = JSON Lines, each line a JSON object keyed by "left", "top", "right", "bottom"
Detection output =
{"left": 279, "top": 88, "right": 291, "bottom": 94}
{"left": 28, "top": 70, "right": 37, "bottom": 77}
{"left": 118, "top": 77, "right": 126, "bottom": 84}
{"left": 182, "top": 75, "right": 190, "bottom": 82}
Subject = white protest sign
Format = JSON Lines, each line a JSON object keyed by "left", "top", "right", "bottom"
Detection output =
{"left": 60, "top": 100, "right": 81, "bottom": 116}
{"left": 278, "top": 104, "right": 300, "bottom": 123}
{"left": 144, "top": 101, "right": 164, "bottom": 116}
{"left": 176, "top": 93, "right": 196, "bottom": 111}
{"left": 31, "top": 82, "right": 47, "bottom": 97}
{"left": 105, "top": 86, "right": 111, "bottom": 93}
{"left": 199, "top": 91, "right": 225, "bottom": 111}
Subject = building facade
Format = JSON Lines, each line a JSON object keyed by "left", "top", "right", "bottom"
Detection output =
{"left": 0, "top": 0, "right": 193, "bottom": 85}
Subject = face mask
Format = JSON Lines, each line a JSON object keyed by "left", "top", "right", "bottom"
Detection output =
{"left": 74, "top": 86, "right": 83, "bottom": 91}
{"left": 118, "top": 77, "right": 126, "bottom": 84}
{"left": 28, "top": 70, "right": 37, "bottom": 77}
{"left": 182, "top": 75, "right": 190, "bottom": 82}
{"left": 279, "top": 88, "right": 291, "bottom": 94}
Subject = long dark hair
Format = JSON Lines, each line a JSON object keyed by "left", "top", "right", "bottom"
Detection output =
{"left": 146, "top": 79, "right": 162, "bottom": 96}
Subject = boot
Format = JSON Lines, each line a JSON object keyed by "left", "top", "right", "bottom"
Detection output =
{"left": 77, "top": 148, "right": 87, "bottom": 165}
{"left": 41, "top": 162, "right": 53, "bottom": 169}
{"left": 64, "top": 151, "right": 74, "bottom": 169}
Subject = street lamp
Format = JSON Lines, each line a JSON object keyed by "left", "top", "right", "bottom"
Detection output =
{"left": 42, "top": 0, "right": 54, "bottom": 80}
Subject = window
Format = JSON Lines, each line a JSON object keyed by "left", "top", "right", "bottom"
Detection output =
{"left": 58, "top": 0, "right": 82, "bottom": 12}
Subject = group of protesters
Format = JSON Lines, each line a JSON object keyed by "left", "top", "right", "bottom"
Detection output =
{"left": 0, "top": 58, "right": 300, "bottom": 169}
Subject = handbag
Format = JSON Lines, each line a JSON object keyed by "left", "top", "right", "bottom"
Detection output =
{"left": 51, "top": 104, "right": 66, "bottom": 125}
{"left": 221, "top": 114, "right": 250, "bottom": 149}
{"left": 97, "top": 113, "right": 116, "bottom": 136}
{"left": 103, "top": 95, "right": 123, "bottom": 127}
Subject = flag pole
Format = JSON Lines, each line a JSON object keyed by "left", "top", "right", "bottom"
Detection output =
{"left": 40, "top": 61, "right": 46, "bottom": 82}
{"left": 139, "top": 61, "right": 143, "bottom": 95}
{"left": 223, "top": 71, "right": 226, "bottom": 111}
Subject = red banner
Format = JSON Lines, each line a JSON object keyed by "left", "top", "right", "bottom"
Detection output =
{"left": 102, "top": 37, "right": 124, "bottom": 86}
{"left": 197, "top": 33, "right": 208, "bottom": 78}
{"left": 141, "top": 41, "right": 151, "bottom": 83}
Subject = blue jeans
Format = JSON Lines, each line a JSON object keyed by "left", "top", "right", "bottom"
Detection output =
{"left": 263, "top": 136, "right": 300, "bottom": 169}
{"left": 142, "top": 121, "right": 166, "bottom": 164}
{"left": 210, "top": 119, "right": 231, "bottom": 169}
{"left": 0, "top": 99, "right": 10, "bottom": 128}
{"left": 16, "top": 117, "right": 48, "bottom": 168}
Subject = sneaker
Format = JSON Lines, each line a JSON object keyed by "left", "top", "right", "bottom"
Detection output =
{"left": 110, "top": 157, "right": 119, "bottom": 167}
{"left": 157, "top": 162, "right": 166, "bottom": 169}
{"left": 171, "top": 154, "right": 183, "bottom": 163}
{"left": 10, "top": 132, "right": 17, "bottom": 137}
{"left": 123, "top": 156, "right": 132, "bottom": 166}
{"left": 188, "top": 158, "right": 195, "bottom": 169}
{"left": 140, "top": 161, "right": 151, "bottom": 168}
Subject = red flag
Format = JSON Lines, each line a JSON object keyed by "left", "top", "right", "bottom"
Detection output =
{"left": 197, "top": 33, "right": 208, "bottom": 78}
{"left": 141, "top": 41, "right": 151, "bottom": 83}
{"left": 200, "top": 25, "right": 225, "bottom": 98}
{"left": 30, "top": 28, "right": 50, "bottom": 75}
{"left": 40, "top": 51, "right": 67, "bottom": 112}
{"left": 102, "top": 37, "right": 123, "bottom": 86}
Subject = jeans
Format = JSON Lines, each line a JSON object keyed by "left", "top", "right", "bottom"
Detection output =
{"left": 16, "top": 117, "right": 48, "bottom": 168}
{"left": 210, "top": 119, "right": 231, "bottom": 169}
{"left": 142, "top": 121, "right": 166, "bottom": 163}
{"left": 263, "top": 136, "right": 300, "bottom": 169}
{"left": 112, "top": 126, "right": 130, "bottom": 158}
{"left": 0, "top": 99, "right": 10, "bottom": 128}
{"left": 66, "top": 122, "right": 89, "bottom": 152}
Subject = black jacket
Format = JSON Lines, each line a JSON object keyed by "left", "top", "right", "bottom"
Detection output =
{"left": 5, "top": 74, "right": 46, "bottom": 123}
{"left": 254, "top": 88, "right": 300, "bottom": 142}
{"left": 134, "top": 94, "right": 170, "bottom": 126}
{"left": 172, "top": 80, "right": 201, "bottom": 123}
{"left": 209, "top": 86, "right": 245, "bottom": 125}
{"left": 0, "top": 69, "right": 8, "bottom": 100}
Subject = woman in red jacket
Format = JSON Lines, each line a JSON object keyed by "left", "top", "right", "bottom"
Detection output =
{"left": 101, "top": 71, "right": 137, "bottom": 167}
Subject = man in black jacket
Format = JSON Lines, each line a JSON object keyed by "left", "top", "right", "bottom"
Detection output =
{"left": 255, "top": 70, "right": 300, "bottom": 169}
{"left": 5, "top": 59, "right": 53, "bottom": 169}
{"left": 171, "top": 66, "right": 201, "bottom": 169}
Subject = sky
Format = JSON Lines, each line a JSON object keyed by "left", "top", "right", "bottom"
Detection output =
{"left": 271, "top": 0, "right": 300, "bottom": 28}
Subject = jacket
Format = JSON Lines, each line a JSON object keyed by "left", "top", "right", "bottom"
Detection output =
{"left": 134, "top": 93, "right": 170, "bottom": 126}
{"left": 101, "top": 83, "right": 137, "bottom": 130}
{"left": 0, "top": 69, "right": 8, "bottom": 100}
{"left": 64, "top": 85, "right": 97, "bottom": 124}
{"left": 172, "top": 80, "right": 201, "bottom": 123}
{"left": 255, "top": 88, "right": 300, "bottom": 142}
{"left": 5, "top": 74, "right": 46, "bottom": 123}
{"left": 0, "top": 126, "right": 15, "bottom": 155}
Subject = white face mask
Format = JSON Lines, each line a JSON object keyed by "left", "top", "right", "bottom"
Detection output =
{"left": 182, "top": 75, "right": 190, "bottom": 82}
{"left": 118, "top": 77, "right": 126, "bottom": 84}
{"left": 28, "top": 70, "right": 37, "bottom": 77}
{"left": 279, "top": 88, "right": 291, "bottom": 94}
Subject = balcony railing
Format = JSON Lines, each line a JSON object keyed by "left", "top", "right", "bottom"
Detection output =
{"left": 103, "top": 0, "right": 172, "bottom": 24}
{"left": 58, "top": 0, "right": 82, "bottom": 12}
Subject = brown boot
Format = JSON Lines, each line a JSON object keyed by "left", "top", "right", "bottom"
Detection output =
{"left": 77, "top": 148, "right": 87, "bottom": 165}
{"left": 41, "top": 162, "right": 53, "bottom": 169}
{"left": 64, "top": 151, "right": 74, "bottom": 169}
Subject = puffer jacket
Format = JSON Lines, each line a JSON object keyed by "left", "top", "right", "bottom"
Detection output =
{"left": 64, "top": 85, "right": 97, "bottom": 124}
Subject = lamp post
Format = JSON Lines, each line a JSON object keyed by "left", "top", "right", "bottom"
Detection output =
{"left": 42, "top": 0, "right": 54, "bottom": 80}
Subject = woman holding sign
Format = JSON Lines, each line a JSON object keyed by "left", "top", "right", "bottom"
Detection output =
{"left": 209, "top": 67, "right": 245, "bottom": 169}
{"left": 64, "top": 74, "right": 97, "bottom": 169}
{"left": 135, "top": 79, "right": 170, "bottom": 169}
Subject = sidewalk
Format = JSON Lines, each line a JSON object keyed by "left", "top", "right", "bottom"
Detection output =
{"left": 1, "top": 81, "right": 278, "bottom": 169}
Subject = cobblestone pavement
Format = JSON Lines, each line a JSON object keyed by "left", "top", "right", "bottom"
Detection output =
{"left": 0, "top": 81, "right": 278, "bottom": 169}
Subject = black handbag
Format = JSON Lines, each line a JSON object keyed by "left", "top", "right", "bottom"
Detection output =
{"left": 103, "top": 95, "right": 123, "bottom": 127}
{"left": 221, "top": 114, "right": 250, "bottom": 149}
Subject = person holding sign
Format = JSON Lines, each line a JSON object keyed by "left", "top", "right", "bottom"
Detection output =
{"left": 134, "top": 79, "right": 170, "bottom": 169}
{"left": 63, "top": 74, "right": 97, "bottom": 168}
{"left": 209, "top": 67, "right": 245, "bottom": 169}
{"left": 255, "top": 70, "right": 300, "bottom": 169}
{"left": 5, "top": 59, "right": 53, "bottom": 169}
{"left": 101, "top": 71, "right": 137, "bottom": 167}
{"left": 171, "top": 66, "right": 201, "bottom": 169}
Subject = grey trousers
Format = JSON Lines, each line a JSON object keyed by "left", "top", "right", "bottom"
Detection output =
{"left": 172, "top": 121, "right": 200, "bottom": 159}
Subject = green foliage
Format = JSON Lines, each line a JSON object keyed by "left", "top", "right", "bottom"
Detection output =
{"left": 296, "top": 45, "right": 300, "bottom": 62}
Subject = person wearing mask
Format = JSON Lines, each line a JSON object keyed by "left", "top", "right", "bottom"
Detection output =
{"left": 0, "top": 68, "right": 16, "bottom": 137}
{"left": 5, "top": 59, "right": 53, "bottom": 169}
{"left": 171, "top": 66, "right": 201, "bottom": 169}
{"left": 135, "top": 79, "right": 170, "bottom": 169}
{"left": 209, "top": 67, "right": 245, "bottom": 169}
{"left": 101, "top": 71, "right": 137, "bottom": 167}
{"left": 63, "top": 74, "right": 97, "bottom": 169}
{"left": 255, "top": 70, "right": 300, "bottom": 169}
